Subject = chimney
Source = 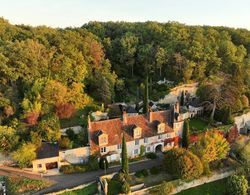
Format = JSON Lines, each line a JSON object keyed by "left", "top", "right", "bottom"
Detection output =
{"left": 88, "top": 115, "right": 92, "bottom": 130}
{"left": 149, "top": 111, "right": 153, "bottom": 123}
{"left": 122, "top": 111, "right": 127, "bottom": 124}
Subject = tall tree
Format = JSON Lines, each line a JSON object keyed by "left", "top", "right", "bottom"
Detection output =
{"left": 143, "top": 76, "right": 149, "bottom": 114}
{"left": 182, "top": 120, "right": 190, "bottom": 148}
{"left": 121, "top": 134, "right": 129, "bottom": 174}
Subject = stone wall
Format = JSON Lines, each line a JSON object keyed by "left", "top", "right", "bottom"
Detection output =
{"left": 158, "top": 82, "right": 199, "bottom": 104}
{"left": 234, "top": 112, "right": 250, "bottom": 132}
{"left": 60, "top": 126, "right": 83, "bottom": 136}
{"left": 59, "top": 146, "right": 90, "bottom": 164}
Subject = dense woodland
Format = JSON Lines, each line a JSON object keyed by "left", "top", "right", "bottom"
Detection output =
{"left": 0, "top": 18, "right": 250, "bottom": 166}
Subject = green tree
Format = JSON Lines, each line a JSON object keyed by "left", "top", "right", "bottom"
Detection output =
{"left": 164, "top": 148, "right": 203, "bottom": 180}
{"left": 182, "top": 120, "right": 190, "bottom": 148}
{"left": 121, "top": 134, "right": 129, "bottom": 174}
{"left": 180, "top": 91, "right": 185, "bottom": 106}
{"left": 12, "top": 143, "right": 37, "bottom": 168}
{"left": 0, "top": 126, "right": 19, "bottom": 154}
{"left": 143, "top": 76, "right": 149, "bottom": 114}
{"left": 227, "top": 175, "right": 248, "bottom": 195}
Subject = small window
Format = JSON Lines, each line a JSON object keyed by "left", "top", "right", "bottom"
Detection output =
{"left": 158, "top": 134, "right": 162, "bottom": 139}
{"left": 134, "top": 149, "right": 139, "bottom": 155}
{"left": 101, "top": 147, "right": 106, "bottom": 153}
{"left": 117, "top": 144, "right": 122, "bottom": 149}
{"left": 37, "top": 164, "right": 42, "bottom": 168}
{"left": 135, "top": 139, "right": 139, "bottom": 145}
{"left": 144, "top": 137, "right": 148, "bottom": 143}
{"left": 146, "top": 146, "right": 151, "bottom": 152}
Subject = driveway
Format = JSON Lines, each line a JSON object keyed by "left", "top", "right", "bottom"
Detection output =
{"left": 35, "top": 158, "right": 162, "bottom": 195}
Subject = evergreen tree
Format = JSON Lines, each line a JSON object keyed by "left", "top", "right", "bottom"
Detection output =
{"left": 143, "top": 75, "right": 149, "bottom": 114}
{"left": 121, "top": 134, "right": 129, "bottom": 174}
{"left": 182, "top": 120, "right": 190, "bottom": 148}
{"left": 180, "top": 91, "right": 185, "bottom": 106}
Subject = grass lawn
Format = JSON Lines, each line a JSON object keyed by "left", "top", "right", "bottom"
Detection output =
{"left": 176, "top": 178, "right": 228, "bottom": 195}
{"left": 189, "top": 118, "right": 209, "bottom": 133}
{"left": 61, "top": 183, "right": 98, "bottom": 195}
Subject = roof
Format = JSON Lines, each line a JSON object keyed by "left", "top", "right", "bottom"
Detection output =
{"left": 126, "top": 106, "right": 137, "bottom": 114}
{"left": 189, "top": 98, "right": 202, "bottom": 107}
{"left": 89, "top": 111, "right": 174, "bottom": 154}
{"left": 36, "top": 142, "right": 59, "bottom": 159}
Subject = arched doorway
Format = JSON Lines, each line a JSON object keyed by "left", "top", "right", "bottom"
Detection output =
{"left": 155, "top": 144, "right": 163, "bottom": 153}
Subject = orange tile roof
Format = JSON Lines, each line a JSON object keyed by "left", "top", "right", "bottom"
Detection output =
{"left": 89, "top": 111, "right": 174, "bottom": 154}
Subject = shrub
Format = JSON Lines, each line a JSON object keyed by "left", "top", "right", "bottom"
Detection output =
{"left": 146, "top": 152, "right": 157, "bottom": 159}
{"left": 121, "top": 181, "right": 130, "bottom": 194}
{"left": 59, "top": 137, "right": 72, "bottom": 149}
{"left": 60, "top": 156, "right": 99, "bottom": 174}
{"left": 99, "top": 157, "right": 109, "bottom": 169}
{"left": 135, "top": 169, "right": 148, "bottom": 178}
{"left": 158, "top": 181, "right": 174, "bottom": 195}
{"left": 164, "top": 148, "right": 203, "bottom": 180}
{"left": 140, "top": 145, "right": 145, "bottom": 157}
{"left": 66, "top": 128, "right": 76, "bottom": 139}
{"left": 150, "top": 166, "right": 160, "bottom": 175}
{"left": 227, "top": 175, "right": 248, "bottom": 195}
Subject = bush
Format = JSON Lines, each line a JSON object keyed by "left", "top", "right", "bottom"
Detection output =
{"left": 158, "top": 181, "right": 174, "bottom": 195}
{"left": 59, "top": 137, "right": 72, "bottom": 149}
{"left": 66, "top": 128, "right": 76, "bottom": 140}
{"left": 150, "top": 166, "right": 160, "bottom": 175}
{"left": 164, "top": 148, "right": 203, "bottom": 180}
{"left": 60, "top": 156, "right": 99, "bottom": 174}
{"left": 146, "top": 152, "right": 157, "bottom": 159}
{"left": 227, "top": 175, "right": 248, "bottom": 195}
{"left": 121, "top": 181, "right": 130, "bottom": 194}
{"left": 135, "top": 169, "right": 148, "bottom": 178}
{"left": 99, "top": 157, "right": 109, "bottom": 169}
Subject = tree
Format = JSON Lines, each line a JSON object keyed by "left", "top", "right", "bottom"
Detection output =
{"left": 164, "top": 148, "right": 203, "bottom": 180}
{"left": 182, "top": 120, "right": 190, "bottom": 148}
{"left": 56, "top": 103, "right": 75, "bottom": 119}
{"left": 180, "top": 91, "right": 185, "bottom": 106}
{"left": 0, "top": 126, "right": 19, "bottom": 154}
{"left": 227, "top": 175, "right": 248, "bottom": 195}
{"left": 121, "top": 134, "right": 129, "bottom": 174}
{"left": 191, "top": 131, "right": 230, "bottom": 171}
{"left": 12, "top": 143, "right": 37, "bottom": 168}
{"left": 241, "top": 95, "right": 249, "bottom": 108}
{"left": 143, "top": 76, "right": 149, "bottom": 114}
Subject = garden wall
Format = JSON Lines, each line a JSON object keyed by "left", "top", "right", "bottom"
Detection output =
{"left": 131, "top": 169, "right": 234, "bottom": 195}
{"left": 158, "top": 82, "right": 199, "bottom": 104}
{"left": 59, "top": 146, "right": 90, "bottom": 164}
{"left": 60, "top": 126, "right": 83, "bottom": 135}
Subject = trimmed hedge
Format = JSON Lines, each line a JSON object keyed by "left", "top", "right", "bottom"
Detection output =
{"left": 146, "top": 152, "right": 157, "bottom": 159}
{"left": 60, "top": 156, "right": 99, "bottom": 174}
{"left": 135, "top": 169, "right": 148, "bottom": 178}
{"left": 150, "top": 166, "right": 160, "bottom": 175}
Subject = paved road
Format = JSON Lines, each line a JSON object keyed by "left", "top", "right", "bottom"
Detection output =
{"left": 35, "top": 158, "right": 162, "bottom": 195}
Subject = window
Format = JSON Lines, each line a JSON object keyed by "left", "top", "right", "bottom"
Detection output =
{"left": 144, "top": 137, "right": 148, "bottom": 143}
{"left": 134, "top": 149, "right": 139, "bottom": 155}
{"left": 37, "top": 164, "right": 42, "bottom": 168}
{"left": 135, "top": 139, "right": 139, "bottom": 145}
{"left": 100, "top": 147, "right": 106, "bottom": 153}
{"left": 146, "top": 146, "right": 151, "bottom": 152}
{"left": 117, "top": 144, "right": 122, "bottom": 150}
{"left": 158, "top": 134, "right": 162, "bottom": 139}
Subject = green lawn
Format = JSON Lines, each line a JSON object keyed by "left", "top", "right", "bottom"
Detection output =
{"left": 189, "top": 118, "right": 209, "bottom": 133}
{"left": 61, "top": 183, "right": 98, "bottom": 195}
{"left": 176, "top": 178, "right": 228, "bottom": 195}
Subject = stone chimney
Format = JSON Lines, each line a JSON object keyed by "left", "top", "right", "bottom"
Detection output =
{"left": 88, "top": 115, "right": 92, "bottom": 130}
{"left": 175, "top": 101, "right": 180, "bottom": 114}
{"left": 149, "top": 111, "right": 153, "bottom": 123}
{"left": 122, "top": 111, "right": 127, "bottom": 124}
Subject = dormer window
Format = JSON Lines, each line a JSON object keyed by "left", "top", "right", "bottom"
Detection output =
{"left": 157, "top": 123, "right": 165, "bottom": 134}
{"left": 133, "top": 126, "right": 142, "bottom": 139}
{"left": 98, "top": 132, "right": 108, "bottom": 146}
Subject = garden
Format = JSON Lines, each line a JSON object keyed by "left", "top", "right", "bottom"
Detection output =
{"left": 5, "top": 176, "right": 52, "bottom": 194}
{"left": 61, "top": 183, "right": 98, "bottom": 195}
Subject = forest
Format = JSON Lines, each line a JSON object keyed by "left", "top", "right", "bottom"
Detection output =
{"left": 0, "top": 18, "right": 250, "bottom": 166}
